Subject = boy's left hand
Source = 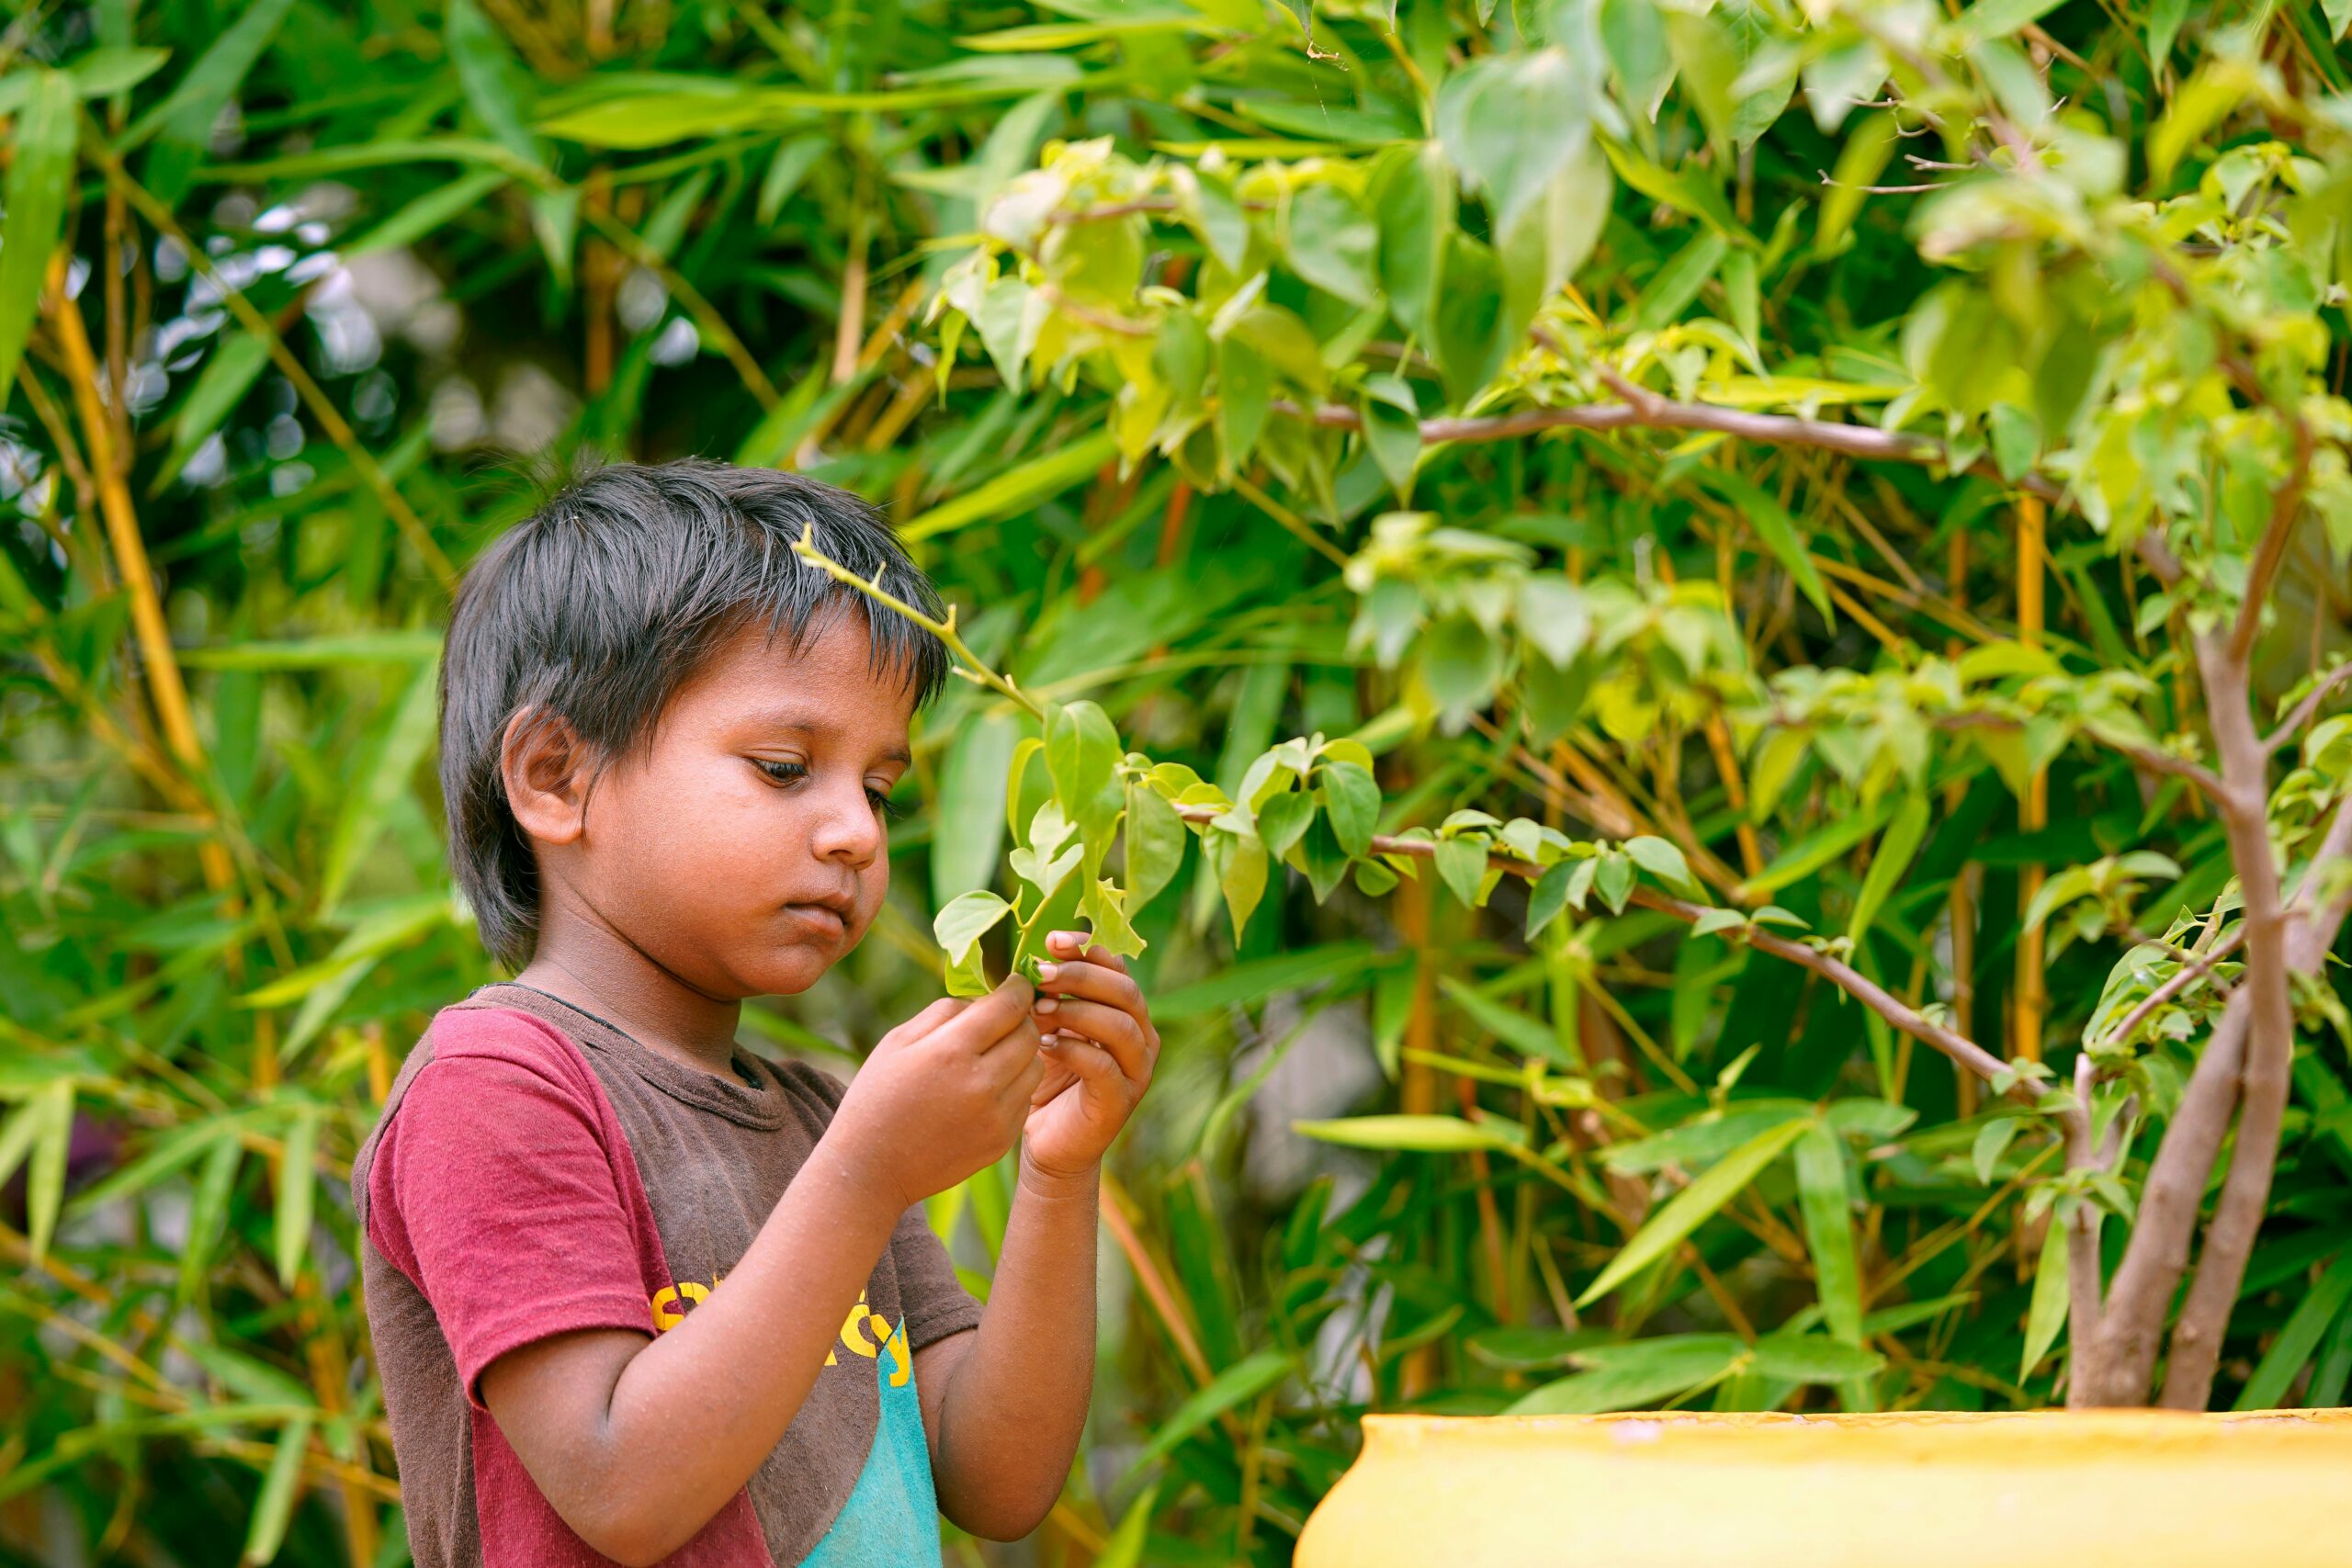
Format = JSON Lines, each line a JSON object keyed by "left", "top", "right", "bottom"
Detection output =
{"left": 1022, "top": 930, "right": 1158, "bottom": 1182}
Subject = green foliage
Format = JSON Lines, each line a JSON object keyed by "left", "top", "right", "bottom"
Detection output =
{"left": 7, "top": 0, "right": 2352, "bottom": 1563}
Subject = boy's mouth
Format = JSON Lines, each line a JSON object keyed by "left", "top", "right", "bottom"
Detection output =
{"left": 779, "top": 896, "right": 853, "bottom": 940}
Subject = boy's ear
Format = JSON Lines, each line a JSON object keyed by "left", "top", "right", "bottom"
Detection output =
{"left": 502, "top": 706, "right": 594, "bottom": 847}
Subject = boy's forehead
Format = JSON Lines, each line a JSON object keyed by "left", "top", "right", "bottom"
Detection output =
{"left": 686, "top": 614, "right": 919, "bottom": 739}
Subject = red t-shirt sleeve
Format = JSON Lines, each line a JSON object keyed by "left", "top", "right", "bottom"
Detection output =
{"left": 367, "top": 1018, "right": 655, "bottom": 1406}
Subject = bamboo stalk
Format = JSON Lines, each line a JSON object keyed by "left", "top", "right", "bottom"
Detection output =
{"left": 2016, "top": 495, "right": 2048, "bottom": 1062}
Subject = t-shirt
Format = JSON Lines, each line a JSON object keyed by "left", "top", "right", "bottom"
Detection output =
{"left": 351, "top": 983, "right": 983, "bottom": 1568}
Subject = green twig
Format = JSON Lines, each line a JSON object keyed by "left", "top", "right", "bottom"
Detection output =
{"left": 790, "top": 523, "right": 1045, "bottom": 719}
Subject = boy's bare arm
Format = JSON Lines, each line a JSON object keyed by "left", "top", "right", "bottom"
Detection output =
{"left": 478, "top": 981, "right": 1044, "bottom": 1567}
{"left": 920, "top": 934, "right": 1159, "bottom": 1539}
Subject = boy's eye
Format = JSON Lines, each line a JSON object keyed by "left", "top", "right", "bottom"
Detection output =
{"left": 753, "top": 759, "right": 808, "bottom": 785}
{"left": 866, "top": 784, "right": 903, "bottom": 820}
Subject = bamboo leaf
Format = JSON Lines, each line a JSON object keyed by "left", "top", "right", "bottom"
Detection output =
{"left": 1794, "top": 1120, "right": 1863, "bottom": 1345}
{"left": 1847, "top": 788, "right": 1931, "bottom": 946}
{"left": 0, "top": 71, "right": 79, "bottom": 402}
{"left": 2019, "top": 1214, "right": 2071, "bottom": 1382}
{"left": 273, "top": 1107, "right": 319, "bottom": 1287}
{"left": 1291, "top": 1113, "right": 1528, "bottom": 1153}
{"left": 318, "top": 657, "right": 441, "bottom": 917}
{"left": 1507, "top": 1335, "right": 1745, "bottom": 1415}
{"left": 2234, "top": 1253, "right": 2352, "bottom": 1411}
{"left": 25, "top": 1080, "right": 74, "bottom": 1262}
{"left": 241, "top": 1414, "right": 313, "bottom": 1564}
{"left": 1577, "top": 1117, "right": 1809, "bottom": 1306}
{"left": 1120, "top": 1347, "right": 1291, "bottom": 1485}
{"left": 900, "top": 431, "right": 1120, "bottom": 542}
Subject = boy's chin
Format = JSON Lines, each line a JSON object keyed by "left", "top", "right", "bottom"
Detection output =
{"left": 736, "top": 938, "right": 852, "bottom": 998}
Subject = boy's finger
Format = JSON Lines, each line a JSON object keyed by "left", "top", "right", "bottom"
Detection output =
{"left": 936, "top": 975, "right": 1036, "bottom": 1051}
{"left": 1033, "top": 957, "right": 1147, "bottom": 1017}
{"left": 1039, "top": 1035, "right": 1122, "bottom": 1090}
{"left": 978, "top": 1010, "right": 1046, "bottom": 1078}
{"left": 1046, "top": 929, "right": 1129, "bottom": 973}
{"left": 1005, "top": 1042, "right": 1047, "bottom": 1109}
{"left": 1036, "top": 1000, "right": 1151, "bottom": 1083}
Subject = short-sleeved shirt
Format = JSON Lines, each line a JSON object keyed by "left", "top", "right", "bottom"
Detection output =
{"left": 351, "top": 983, "right": 983, "bottom": 1568}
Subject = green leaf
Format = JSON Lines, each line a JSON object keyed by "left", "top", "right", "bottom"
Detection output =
{"left": 446, "top": 0, "right": 541, "bottom": 164}
{"left": 1123, "top": 783, "right": 1187, "bottom": 910}
{"left": 1318, "top": 760, "right": 1380, "bottom": 859}
{"left": 130, "top": 0, "right": 297, "bottom": 201}
{"left": 2234, "top": 1254, "right": 2352, "bottom": 1410}
{"left": 1578, "top": 1117, "right": 1810, "bottom": 1306}
{"left": 1121, "top": 1347, "right": 1291, "bottom": 1484}
{"left": 1254, "top": 788, "right": 1315, "bottom": 861}
{"left": 1794, "top": 1121, "right": 1863, "bottom": 1344}
{"left": 1094, "top": 1480, "right": 1161, "bottom": 1568}
{"left": 1369, "top": 141, "right": 1453, "bottom": 340}
{"left": 0, "top": 71, "right": 79, "bottom": 404}
{"left": 179, "top": 1134, "right": 246, "bottom": 1309}
{"left": 1359, "top": 376, "right": 1422, "bottom": 503}
{"left": 1045, "top": 699, "right": 1122, "bottom": 834}
{"left": 1153, "top": 942, "right": 1383, "bottom": 1021}
{"left": 1527, "top": 862, "right": 1578, "bottom": 940}
{"left": 1506, "top": 1335, "right": 1745, "bottom": 1414}
{"left": 934, "top": 889, "right": 1014, "bottom": 965}
{"left": 1078, "top": 877, "right": 1145, "bottom": 959}
{"left": 1750, "top": 1333, "right": 1883, "bottom": 1382}
{"left": 1846, "top": 789, "right": 1931, "bottom": 946}
{"left": 901, "top": 430, "right": 1119, "bottom": 542}
{"left": 1292, "top": 1113, "right": 1528, "bottom": 1153}
{"left": 1625, "top": 835, "right": 1700, "bottom": 897}
{"left": 1697, "top": 468, "right": 1831, "bottom": 619}
{"left": 2019, "top": 1214, "right": 2071, "bottom": 1382}
{"left": 11, "top": 1081, "right": 74, "bottom": 1262}
{"left": 1953, "top": 0, "right": 2068, "bottom": 43}
{"left": 1211, "top": 829, "right": 1269, "bottom": 941}
{"left": 1632, "top": 230, "right": 1727, "bottom": 332}
{"left": 275, "top": 1106, "right": 319, "bottom": 1288}
{"left": 1434, "top": 835, "right": 1489, "bottom": 908}
{"left": 1594, "top": 850, "right": 1634, "bottom": 915}
{"left": 241, "top": 1414, "right": 313, "bottom": 1565}
{"left": 1284, "top": 184, "right": 1378, "bottom": 307}
{"left": 318, "top": 656, "right": 441, "bottom": 917}
{"left": 1438, "top": 976, "right": 1572, "bottom": 1067}
{"left": 1973, "top": 1116, "right": 2024, "bottom": 1184}
{"left": 1435, "top": 48, "right": 1592, "bottom": 231}
{"left": 1815, "top": 111, "right": 1898, "bottom": 259}
{"left": 934, "top": 711, "right": 1020, "bottom": 907}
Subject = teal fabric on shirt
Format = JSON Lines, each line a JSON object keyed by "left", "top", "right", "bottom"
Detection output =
{"left": 800, "top": 1320, "right": 943, "bottom": 1567}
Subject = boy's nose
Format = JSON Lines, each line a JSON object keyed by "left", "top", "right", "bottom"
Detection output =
{"left": 810, "top": 782, "right": 883, "bottom": 867}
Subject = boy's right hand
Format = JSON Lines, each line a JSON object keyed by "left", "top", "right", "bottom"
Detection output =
{"left": 824, "top": 976, "right": 1045, "bottom": 1212}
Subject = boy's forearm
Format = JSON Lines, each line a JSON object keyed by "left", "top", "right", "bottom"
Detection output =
{"left": 564, "top": 1138, "right": 904, "bottom": 1560}
{"left": 931, "top": 1155, "right": 1101, "bottom": 1539}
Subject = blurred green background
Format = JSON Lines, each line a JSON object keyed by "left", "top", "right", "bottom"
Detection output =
{"left": 8, "top": 0, "right": 2352, "bottom": 1563}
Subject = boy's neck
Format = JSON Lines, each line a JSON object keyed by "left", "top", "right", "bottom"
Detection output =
{"left": 514, "top": 905, "right": 746, "bottom": 1078}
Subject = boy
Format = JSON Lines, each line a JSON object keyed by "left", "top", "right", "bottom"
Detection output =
{"left": 352, "top": 461, "right": 1159, "bottom": 1567}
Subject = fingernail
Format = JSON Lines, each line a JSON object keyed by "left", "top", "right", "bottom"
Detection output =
{"left": 1035, "top": 997, "right": 1059, "bottom": 1014}
{"left": 1036, "top": 963, "right": 1060, "bottom": 983}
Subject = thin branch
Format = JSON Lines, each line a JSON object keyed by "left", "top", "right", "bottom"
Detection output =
{"left": 2088, "top": 925, "right": 2246, "bottom": 1055}
{"left": 1271, "top": 392, "right": 2070, "bottom": 503}
{"left": 2261, "top": 660, "right": 2352, "bottom": 753}
{"left": 2065, "top": 1054, "right": 2108, "bottom": 1345}
{"left": 789, "top": 525, "right": 1044, "bottom": 719}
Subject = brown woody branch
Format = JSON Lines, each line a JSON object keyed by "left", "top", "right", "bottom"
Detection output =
{"left": 1170, "top": 802, "right": 2056, "bottom": 1119}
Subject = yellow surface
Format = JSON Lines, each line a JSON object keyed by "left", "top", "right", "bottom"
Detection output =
{"left": 1295, "top": 1409, "right": 2352, "bottom": 1567}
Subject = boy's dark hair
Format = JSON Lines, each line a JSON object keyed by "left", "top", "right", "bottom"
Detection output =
{"left": 440, "top": 459, "right": 950, "bottom": 969}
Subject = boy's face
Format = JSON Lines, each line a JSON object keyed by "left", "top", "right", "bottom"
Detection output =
{"left": 566, "top": 614, "right": 914, "bottom": 998}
